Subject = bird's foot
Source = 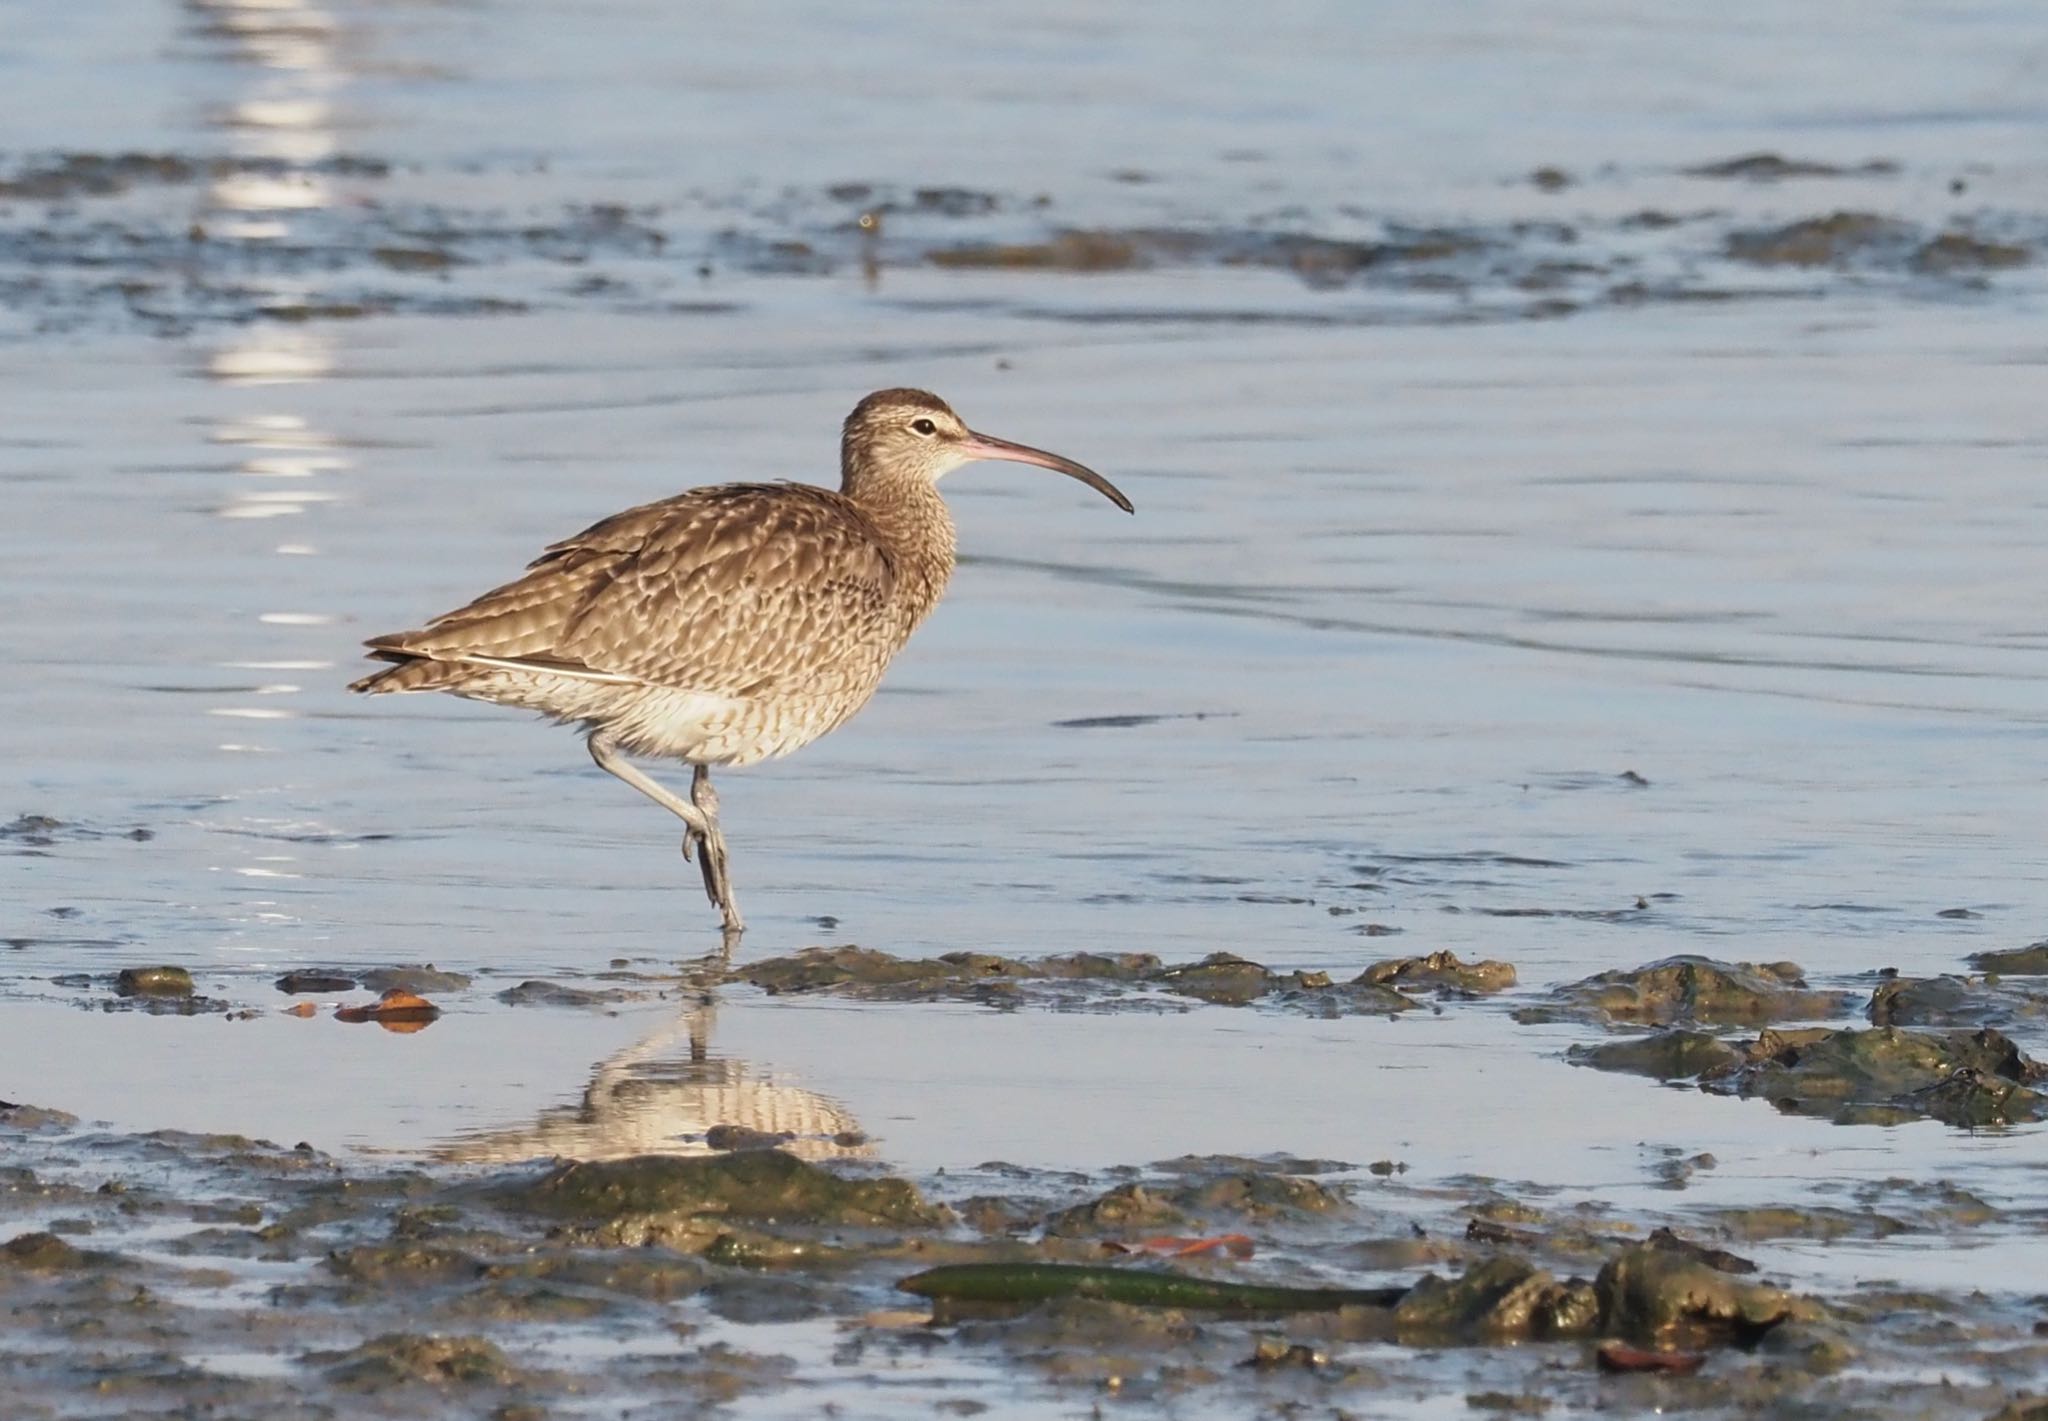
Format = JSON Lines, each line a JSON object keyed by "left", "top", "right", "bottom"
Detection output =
{"left": 680, "top": 827, "right": 742, "bottom": 932}
{"left": 699, "top": 826, "right": 738, "bottom": 921}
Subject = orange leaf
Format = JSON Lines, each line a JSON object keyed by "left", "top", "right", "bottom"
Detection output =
{"left": 1596, "top": 1341, "right": 1705, "bottom": 1375}
{"left": 283, "top": 1002, "right": 317, "bottom": 1018}
{"left": 335, "top": 988, "right": 441, "bottom": 1031}
{"left": 1102, "top": 1234, "right": 1255, "bottom": 1259}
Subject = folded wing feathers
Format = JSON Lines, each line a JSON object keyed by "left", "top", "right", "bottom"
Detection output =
{"left": 359, "top": 483, "right": 897, "bottom": 697}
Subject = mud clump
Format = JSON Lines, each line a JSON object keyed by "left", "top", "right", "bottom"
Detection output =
{"left": 480, "top": 1250, "right": 708, "bottom": 1301}
{"left": 1913, "top": 232, "right": 2031, "bottom": 274}
{"left": 1359, "top": 950, "right": 1516, "bottom": 996}
{"left": 1685, "top": 153, "right": 1899, "bottom": 180}
{"left": 1868, "top": 974, "right": 2048, "bottom": 1029}
{"left": 1726, "top": 212, "right": 1915, "bottom": 266}
{"left": 0, "top": 151, "right": 199, "bottom": 199}
{"left": 1, "top": 1231, "right": 98, "bottom": 1273}
{"left": 737, "top": 946, "right": 1422, "bottom": 1016}
{"left": 0, "top": 1101, "right": 78, "bottom": 1132}
{"left": 1971, "top": 942, "right": 2048, "bottom": 976}
{"left": 1174, "top": 1173, "right": 1347, "bottom": 1221}
{"left": 738, "top": 946, "right": 1096, "bottom": 997}
{"left": 1387, "top": 1238, "right": 1796, "bottom": 1347}
{"left": 502, "top": 1150, "right": 949, "bottom": 1244}
{"left": 929, "top": 231, "right": 1143, "bottom": 271}
{"left": 1042, "top": 1183, "right": 1187, "bottom": 1238}
{"left": 1192, "top": 958, "right": 1419, "bottom": 1016}
{"left": 1042, "top": 1167, "right": 1348, "bottom": 1240}
{"left": 1718, "top": 1025, "right": 2047, "bottom": 1126}
{"left": 1159, "top": 953, "right": 1279, "bottom": 1006}
{"left": 0, "top": 150, "right": 386, "bottom": 201}
{"left": 115, "top": 965, "right": 193, "bottom": 997}
{"left": 0, "top": 813, "right": 65, "bottom": 846}
{"left": 1580, "top": 1017, "right": 2048, "bottom": 1126}
{"left": 951, "top": 1296, "right": 1201, "bottom": 1370}
{"left": 1394, "top": 1255, "right": 1598, "bottom": 1341}
{"left": 326, "top": 1243, "right": 484, "bottom": 1285}
{"left": 1708, "top": 1205, "right": 1908, "bottom": 1242}
{"left": 923, "top": 224, "right": 1485, "bottom": 289}
{"left": 1515, "top": 955, "right": 1848, "bottom": 1027}
{"left": 1595, "top": 1244, "right": 1799, "bottom": 1340}
{"left": 372, "top": 245, "right": 457, "bottom": 273}
{"left": 319, "top": 1332, "right": 521, "bottom": 1389}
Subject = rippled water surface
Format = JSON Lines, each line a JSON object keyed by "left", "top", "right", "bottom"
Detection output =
{"left": 5, "top": 1, "right": 2048, "bottom": 1413}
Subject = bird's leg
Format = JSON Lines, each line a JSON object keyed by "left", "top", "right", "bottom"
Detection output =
{"left": 689, "top": 765, "right": 744, "bottom": 934}
{"left": 589, "top": 732, "right": 712, "bottom": 833}
{"left": 590, "top": 733, "right": 744, "bottom": 933}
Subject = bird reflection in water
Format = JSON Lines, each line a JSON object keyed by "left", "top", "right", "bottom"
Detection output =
{"left": 435, "top": 965, "right": 869, "bottom": 1166}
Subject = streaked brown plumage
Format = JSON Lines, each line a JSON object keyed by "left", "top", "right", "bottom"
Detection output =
{"left": 350, "top": 389, "right": 1133, "bottom": 936}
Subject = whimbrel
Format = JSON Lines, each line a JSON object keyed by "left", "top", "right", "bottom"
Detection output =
{"left": 350, "top": 389, "right": 1132, "bottom": 935}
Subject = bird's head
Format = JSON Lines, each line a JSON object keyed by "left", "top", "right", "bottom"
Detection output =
{"left": 840, "top": 388, "right": 1133, "bottom": 512}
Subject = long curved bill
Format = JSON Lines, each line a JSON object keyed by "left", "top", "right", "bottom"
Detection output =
{"left": 958, "top": 430, "right": 1135, "bottom": 513}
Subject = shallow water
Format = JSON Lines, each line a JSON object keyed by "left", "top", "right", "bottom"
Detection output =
{"left": 6, "top": 0, "right": 2048, "bottom": 1413}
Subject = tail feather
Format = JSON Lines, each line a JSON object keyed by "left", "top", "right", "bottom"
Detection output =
{"left": 349, "top": 654, "right": 481, "bottom": 695}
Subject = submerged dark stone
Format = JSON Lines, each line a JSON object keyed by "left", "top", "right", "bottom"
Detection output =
{"left": 274, "top": 971, "right": 356, "bottom": 995}
{"left": 495, "top": 979, "right": 612, "bottom": 1008}
{"left": 1516, "top": 955, "right": 1848, "bottom": 1027}
{"left": 0, "top": 814, "right": 64, "bottom": 845}
{"left": 357, "top": 965, "right": 472, "bottom": 993}
{"left": 1568, "top": 1029, "right": 1744, "bottom": 1080}
{"left": 1685, "top": 152, "right": 1899, "bottom": 180}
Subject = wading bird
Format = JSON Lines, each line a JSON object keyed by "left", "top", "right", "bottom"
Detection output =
{"left": 350, "top": 389, "right": 1133, "bottom": 936}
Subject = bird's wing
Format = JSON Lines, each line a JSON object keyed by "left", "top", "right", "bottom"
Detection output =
{"left": 369, "top": 484, "right": 899, "bottom": 698}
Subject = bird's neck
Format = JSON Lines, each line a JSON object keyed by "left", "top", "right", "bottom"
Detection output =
{"left": 848, "top": 476, "right": 956, "bottom": 632}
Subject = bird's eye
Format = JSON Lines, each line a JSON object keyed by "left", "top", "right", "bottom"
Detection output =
{"left": 909, "top": 417, "right": 938, "bottom": 437}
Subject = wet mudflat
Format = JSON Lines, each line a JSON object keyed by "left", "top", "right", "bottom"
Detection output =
{"left": 7, "top": 0, "right": 2048, "bottom": 1416}
{"left": 6, "top": 1077, "right": 2048, "bottom": 1421}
